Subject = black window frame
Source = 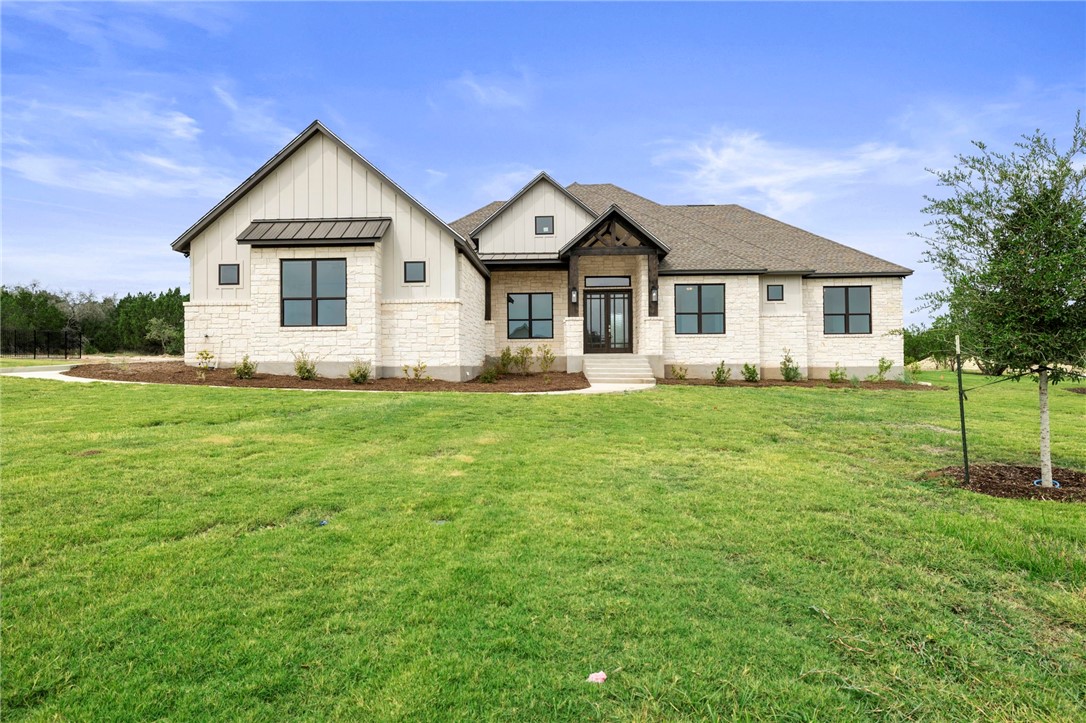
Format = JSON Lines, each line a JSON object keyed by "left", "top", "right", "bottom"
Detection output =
{"left": 674, "top": 283, "right": 726, "bottom": 335}
{"left": 534, "top": 216, "right": 554, "bottom": 235}
{"left": 218, "top": 263, "right": 240, "bottom": 286}
{"left": 766, "top": 284, "right": 784, "bottom": 302}
{"left": 404, "top": 261, "right": 426, "bottom": 283}
{"left": 507, "top": 292, "right": 553, "bottom": 339}
{"left": 823, "top": 285, "right": 872, "bottom": 335}
{"left": 280, "top": 258, "right": 348, "bottom": 328}
{"left": 585, "top": 276, "right": 631, "bottom": 288}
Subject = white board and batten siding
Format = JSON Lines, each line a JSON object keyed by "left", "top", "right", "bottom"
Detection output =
{"left": 475, "top": 179, "right": 596, "bottom": 255}
{"left": 189, "top": 132, "right": 460, "bottom": 303}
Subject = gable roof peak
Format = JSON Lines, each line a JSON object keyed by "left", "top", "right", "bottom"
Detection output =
{"left": 468, "top": 171, "right": 597, "bottom": 238}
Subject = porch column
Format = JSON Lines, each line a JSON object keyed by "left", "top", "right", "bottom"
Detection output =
{"left": 568, "top": 254, "right": 579, "bottom": 317}
{"left": 564, "top": 316, "right": 583, "bottom": 373}
{"left": 648, "top": 252, "right": 659, "bottom": 317}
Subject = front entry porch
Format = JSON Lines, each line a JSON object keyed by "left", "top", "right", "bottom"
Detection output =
{"left": 583, "top": 289, "right": 632, "bottom": 354}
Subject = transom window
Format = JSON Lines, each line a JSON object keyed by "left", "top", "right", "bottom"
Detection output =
{"left": 281, "top": 259, "right": 347, "bottom": 327}
{"left": 507, "top": 293, "right": 553, "bottom": 339}
{"left": 219, "top": 263, "right": 240, "bottom": 286}
{"left": 585, "top": 276, "right": 631, "bottom": 288}
{"left": 535, "top": 216, "right": 554, "bottom": 235}
{"left": 766, "top": 284, "right": 784, "bottom": 301}
{"left": 675, "top": 284, "right": 725, "bottom": 334}
{"left": 823, "top": 286, "right": 871, "bottom": 334}
{"left": 404, "top": 261, "right": 426, "bottom": 283}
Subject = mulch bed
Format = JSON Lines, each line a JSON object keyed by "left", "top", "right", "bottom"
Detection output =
{"left": 64, "top": 362, "right": 590, "bottom": 393}
{"left": 925, "top": 464, "right": 1086, "bottom": 502}
{"left": 658, "top": 378, "right": 944, "bottom": 391}
{"left": 1068, "top": 387, "right": 1086, "bottom": 395}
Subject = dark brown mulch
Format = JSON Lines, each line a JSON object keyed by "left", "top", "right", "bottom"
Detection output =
{"left": 657, "top": 378, "right": 944, "bottom": 391}
{"left": 1068, "top": 387, "right": 1086, "bottom": 395}
{"left": 64, "top": 362, "right": 590, "bottom": 393}
{"left": 925, "top": 464, "right": 1086, "bottom": 502}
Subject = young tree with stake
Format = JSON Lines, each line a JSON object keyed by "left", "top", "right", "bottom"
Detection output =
{"left": 917, "top": 116, "right": 1086, "bottom": 487}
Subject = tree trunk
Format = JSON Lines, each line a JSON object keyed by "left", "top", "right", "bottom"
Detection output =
{"left": 1038, "top": 368, "right": 1054, "bottom": 487}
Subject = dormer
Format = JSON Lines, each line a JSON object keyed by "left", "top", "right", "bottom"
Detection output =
{"left": 471, "top": 172, "right": 597, "bottom": 257}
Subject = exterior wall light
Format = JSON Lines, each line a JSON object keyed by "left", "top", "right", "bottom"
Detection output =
{"left": 570, "top": 287, "right": 578, "bottom": 305}
{"left": 650, "top": 286, "right": 659, "bottom": 303}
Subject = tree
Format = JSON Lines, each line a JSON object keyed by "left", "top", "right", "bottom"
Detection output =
{"left": 145, "top": 317, "right": 179, "bottom": 354}
{"left": 917, "top": 116, "right": 1086, "bottom": 486}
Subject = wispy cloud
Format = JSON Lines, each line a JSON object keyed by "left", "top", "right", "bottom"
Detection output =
{"left": 212, "top": 84, "right": 296, "bottom": 146}
{"left": 450, "top": 70, "right": 533, "bottom": 109}
{"left": 653, "top": 129, "right": 918, "bottom": 215}
{"left": 474, "top": 165, "right": 542, "bottom": 201}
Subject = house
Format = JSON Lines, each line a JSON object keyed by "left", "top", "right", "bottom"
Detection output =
{"left": 172, "top": 121, "right": 912, "bottom": 382}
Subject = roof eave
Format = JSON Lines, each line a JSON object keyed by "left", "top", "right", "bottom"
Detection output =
{"left": 804, "top": 270, "right": 914, "bottom": 278}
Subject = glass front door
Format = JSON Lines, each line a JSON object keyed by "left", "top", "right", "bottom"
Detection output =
{"left": 584, "top": 290, "right": 633, "bottom": 353}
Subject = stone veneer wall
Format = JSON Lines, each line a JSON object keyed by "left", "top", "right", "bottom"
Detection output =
{"left": 488, "top": 268, "right": 569, "bottom": 370}
{"left": 661, "top": 275, "right": 760, "bottom": 377}
{"left": 457, "top": 254, "right": 487, "bottom": 379}
{"left": 803, "top": 276, "right": 904, "bottom": 378}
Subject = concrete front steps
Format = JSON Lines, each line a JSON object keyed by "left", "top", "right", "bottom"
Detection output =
{"left": 581, "top": 354, "right": 656, "bottom": 386}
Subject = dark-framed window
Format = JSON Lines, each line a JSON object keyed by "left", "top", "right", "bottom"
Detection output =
{"left": 507, "top": 292, "right": 553, "bottom": 339}
{"left": 404, "top": 261, "right": 426, "bottom": 283}
{"left": 219, "top": 263, "right": 240, "bottom": 286}
{"left": 675, "top": 283, "right": 725, "bottom": 334}
{"left": 281, "top": 259, "right": 347, "bottom": 327}
{"left": 766, "top": 284, "right": 784, "bottom": 301}
{"left": 535, "top": 216, "right": 554, "bottom": 235}
{"left": 823, "top": 285, "right": 871, "bottom": 334}
{"left": 585, "top": 276, "right": 631, "bottom": 288}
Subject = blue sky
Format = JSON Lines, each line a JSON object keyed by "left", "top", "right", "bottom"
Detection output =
{"left": 2, "top": 2, "right": 1083, "bottom": 325}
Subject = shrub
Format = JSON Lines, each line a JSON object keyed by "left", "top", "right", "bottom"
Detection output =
{"left": 741, "top": 363, "right": 759, "bottom": 382}
{"left": 293, "top": 351, "right": 318, "bottom": 380}
{"left": 194, "top": 349, "right": 214, "bottom": 381}
{"left": 512, "top": 345, "right": 534, "bottom": 375}
{"left": 671, "top": 365, "right": 688, "bottom": 381}
{"left": 347, "top": 358, "right": 371, "bottom": 384}
{"left": 497, "top": 347, "right": 515, "bottom": 375}
{"left": 402, "top": 359, "right": 430, "bottom": 381}
{"left": 866, "top": 357, "right": 893, "bottom": 382}
{"left": 536, "top": 344, "right": 556, "bottom": 375}
{"left": 850, "top": 374, "right": 862, "bottom": 389}
{"left": 828, "top": 363, "right": 847, "bottom": 383}
{"left": 479, "top": 364, "right": 499, "bottom": 384}
{"left": 712, "top": 361, "right": 732, "bottom": 385}
{"left": 780, "top": 349, "right": 801, "bottom": 382}
{"left": 144, "top": 317, "right": 181, "bottom": 355}
{"left": 234, "top": 354, "right": 257, "bottom": 379}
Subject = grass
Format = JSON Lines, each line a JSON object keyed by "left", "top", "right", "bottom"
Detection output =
{"left": 2, "top": 371, "right": 1084, "bottom": 720}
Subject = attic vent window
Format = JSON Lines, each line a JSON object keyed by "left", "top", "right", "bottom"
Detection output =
{"left": 535, "top": 216, "right": 554, "bottom": 235}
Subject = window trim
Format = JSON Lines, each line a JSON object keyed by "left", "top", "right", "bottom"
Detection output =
{"left": 506, "top": 292, "right": 554, "bottom": 339}
{"left": 823, "top": 285, "right": 872, "bottom": 335}
{"left": 674, "top": 283, "right": 726, "bottom": 335}
{"left": 280, "top": 258, "right": 348, "bottom": 328}
{"left": 218, "top": 263, "right": 241, "bottom": 286}
{"left": 766, "top": 284, "right": 784, "bottom": 302}
{"left": 404, "top": 261, "right": 426, "bottom": 284}
{"left": 534, "top": 215, "right": 555, "bottom": 236}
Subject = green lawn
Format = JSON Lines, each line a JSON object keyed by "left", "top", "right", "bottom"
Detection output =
{"left": 2, "top": 372, "right": 1084, "bottom": 720}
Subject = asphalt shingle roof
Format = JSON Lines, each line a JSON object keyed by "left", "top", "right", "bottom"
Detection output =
{"left": 451, "top": 182, "right": 911, "bottom": 276}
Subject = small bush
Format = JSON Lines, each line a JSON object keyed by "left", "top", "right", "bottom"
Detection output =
{"left": 479, "top": 364, "right": 499, "bottom": 383}
{"left": 866, "top": 357, "right": 893, "bottom": 382}
{"left": 497, "top": 347, "right": 515, "bottom": 375}
{"left": 347, "top": 358, "right": 371, "bottom": 384}
{"left": 512, "top": 345, "right": 534, "bottom": 375}
{"left": 195, "top": 349, "right": 215, "bottom": 381}
{"left": 536, "top": 344, "right": 556, "bottom": 374}
{"left": 741, "top": 363, "right": 759, "bottom": 383}
{"left": 828, "top": 363, "right": 847, "bottom": 383}
{"left": 671, "top": 365, "right": 688, "bottom": 381}
{"left": 293, "top": 351, "right": 318, "bottom": 380}
{"left": 850, "top": 374, "right": 861, "bottom": 389}
{"left": 712, "top": 361, "right": 732, "bottom": 385}
{"left": 234, "top": 355, "right": 257, "bottom": 379}
{"left": 780, "top": 349, "right": 801, "bottom": 382}
{"left": 402, "top": 359, "right": 430, "bottom": 382}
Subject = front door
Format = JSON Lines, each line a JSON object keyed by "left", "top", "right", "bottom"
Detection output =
{"left": 584, "top": 290, "right": 633, "bottom": 353}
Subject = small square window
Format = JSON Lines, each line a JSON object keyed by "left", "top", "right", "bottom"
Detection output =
{"left": 535, "top": 216, "right": 554, "bottom": 235}
{"left": 766, "top": 284, "right": 784, "bottom": 301}
{"left": 404, "top": 261, "right": 426, "bottom": 283}
{"left": 219, "top": 263, "right": 240, "bottom": 286}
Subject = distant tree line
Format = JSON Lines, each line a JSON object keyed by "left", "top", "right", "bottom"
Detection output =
{"left": 0, "top": 283, "right": 187, "bottom": 354}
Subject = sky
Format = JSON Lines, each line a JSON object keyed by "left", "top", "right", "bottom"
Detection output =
{"left": 2, "top": 1, "right": 1083, "bottom": 325}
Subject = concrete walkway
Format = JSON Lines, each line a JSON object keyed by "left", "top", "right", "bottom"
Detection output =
{"left": 1, "top": 366, "right": 656, "bottom": 395}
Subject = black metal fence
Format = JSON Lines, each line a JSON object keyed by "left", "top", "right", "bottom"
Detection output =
{"left": 0, "top": 329, "right": 82, "bottom": 359}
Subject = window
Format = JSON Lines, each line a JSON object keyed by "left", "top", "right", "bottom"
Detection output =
{"left": 585, "top": 276, "right": 631, "bottom": 288}
{"left": 219, "top": 263, "right": 240, "bottom": 286}
{"left": 675, "top": 284, "right": 725, "bottom": 334}
{"left": 766, "top": 284, "right": 784, "bottom": 301}
{"left": 281, "top": 259, "right": 347, "bottom": 327}
{"left": 535, "top": 216, "right": 554, "bottom": 235}
{"left": 507, "top": 293, "right": 553, "bottom": 339}
{"left": 823, "top": 286, "right": 871, "bottom": 334}
{"left": 404, "top": 261, "right": 426, "bottom": 283}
